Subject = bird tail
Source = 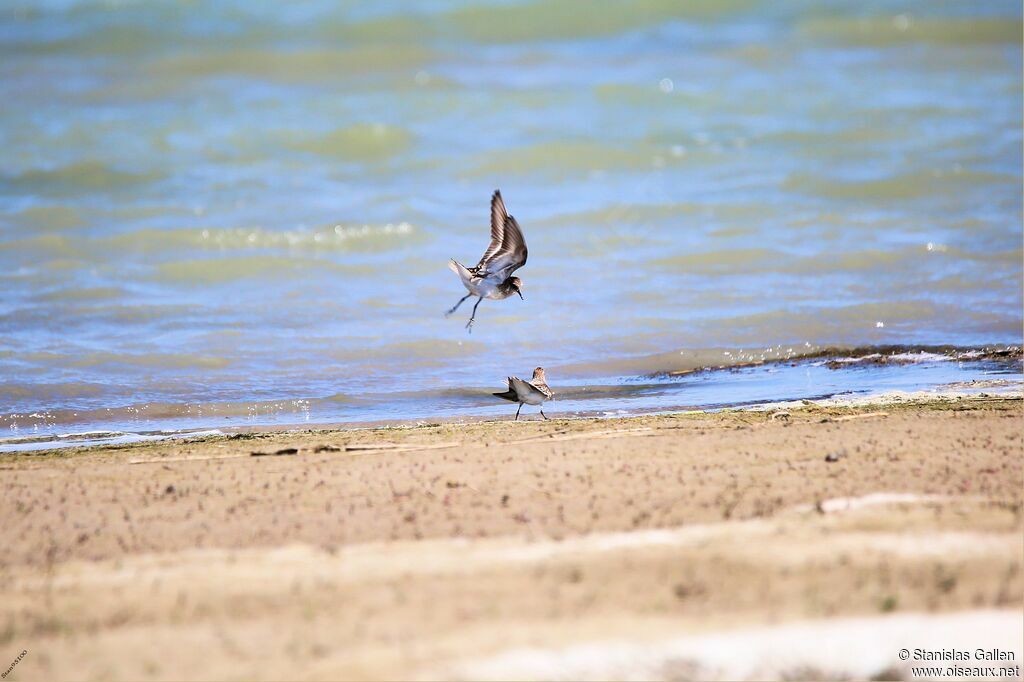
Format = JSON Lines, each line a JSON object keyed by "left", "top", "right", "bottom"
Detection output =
{"left": 448, "top": 259, "right": 470, "bottom": 278}
{"left": 493, "top": 377, "right": 517, "bottom": 402}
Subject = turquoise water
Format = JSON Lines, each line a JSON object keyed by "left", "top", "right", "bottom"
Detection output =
{"left": 1, "top": 1, "right": 1021, "bottom": 443}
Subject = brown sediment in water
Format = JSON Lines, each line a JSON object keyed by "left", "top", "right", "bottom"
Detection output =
{"left": 0, "top": 396, "right": 1020, "bottom": 680}
{"left": 819, "top": 345, "right": 1023, "bottom": 370}
{"left": 626, "top": 345, "right": 1023, "bottom": 379}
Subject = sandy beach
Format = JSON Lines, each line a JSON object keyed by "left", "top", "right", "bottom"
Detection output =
{"left": 1, "top": 394, "right": 1020, "bottom": 680}
{"left": 4, "top": 1, "right": 1020, "bottom": 680}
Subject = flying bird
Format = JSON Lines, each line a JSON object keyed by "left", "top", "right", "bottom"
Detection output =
{"left": 446, "top": 190, "right": 528, "bottom": 332}
{"left": 493, "top": 367, "right": 553, "bottom": 421}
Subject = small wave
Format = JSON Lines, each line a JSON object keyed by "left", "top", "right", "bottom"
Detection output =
{"left": 151, "top": 256, "right": 372, "bottom": 285}
{"left": 148, "top": 45, "right": 436, "bottom": 82}
{"left": 329, "top": 339, "right": 486, "bottom": 363}
{"left": 286, "top": 124, "right": 413, "bottom": 162}
{"left": 13, "top": 351, "right": 230, "bottom": 371}
{"left": 0, "top": 428, "right": 224, "bottom": 454}
{"left": 783, "top": 168, "right": 1018, "bottom": 201}
{"left": 35, "top": 286, "right": 125, "bottom": 303}
{"left": 104, "top": 222, "right": 418, "bottom": 254}
{"left": 10, "top": 204, "right": 85, "bottom": 231}
{"left": 651, "top": 245, "right": 1024, "bottom": 277}
{"left": 798, "top": 15, "right": 1022, "bottom": 47}
{"left": 557, "top": 344, "right": 1022, "bottom": 379}
{"left": 818, "top": 347, "right": 1022, "bottom": 370}
{"left": 57, "top": 430, "right": 128, "bottom": 440}
{"left": 652, "top": 248, "right": 785, "bottom": 275}
{"left": 556, "top": 345, "right": 817, "bottom": 378}
{"left": 536, "top": 201, "right": 765, "bottom": 228}
{"left": 3, "top": 161, "right": 163, "bottom": 195}
{"left": 467, "top": 140, "right": 689, "bottom": 178}
{"left": 0, "top": 397, "right": 322, "bottom": 433}
{"left": 817, "top": 352, "right": 951, "bottom": 369}
{"left": 0, "top": 381, "right": 105, "bottom": 401}
{"left": 447, "top": 0, "right": 755, "bottom": 42}
{"left": 0, "top": 233, "right": 79, "bottom": 258}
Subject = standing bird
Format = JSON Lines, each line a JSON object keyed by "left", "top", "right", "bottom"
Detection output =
{"left": 493, "top": 367, "right": 553, "bottom": 421}
{"left": 446, "top": 190, "right": 528, "bottom": 332}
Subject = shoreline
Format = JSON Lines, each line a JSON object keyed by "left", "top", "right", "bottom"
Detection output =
{"left": 2, "top": 343, "right": 1020, "bottom": 453}
{"left": 1, "top": 395, "right": 1020, "bottom": 679}
{"left": 2, "top": 380, "right": 1021, "bottom": 455}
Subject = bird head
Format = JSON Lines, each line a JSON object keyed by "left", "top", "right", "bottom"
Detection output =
{"left": 533, "top": 367, "right": 546, "bottom": 381}
{"left": 510, "top": 277, "right": 523, "bottom": 300}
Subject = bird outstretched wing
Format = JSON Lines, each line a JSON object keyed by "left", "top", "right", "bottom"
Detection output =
{"left": 474, "top": 190, "right": 528, "bottom": 281}
{"left": 493, "top": 376, "right": 519, "bottom": 402}
{"left": 510, "top": 376, "right": 548, "bottom": 402}
{"left": 476, "top": 190, "right": 509, "bottom": 268}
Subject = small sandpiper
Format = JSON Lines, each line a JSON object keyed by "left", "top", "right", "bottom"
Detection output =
{"left": 446, "top": 189, "right": 528, "bottom": 332}
{"left": 493, "top": 367, "right": 553, "bottom": 420}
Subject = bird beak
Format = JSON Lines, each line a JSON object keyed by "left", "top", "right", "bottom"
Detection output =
{"left": 517, "top": 290, "right": 524, "bottom": 300}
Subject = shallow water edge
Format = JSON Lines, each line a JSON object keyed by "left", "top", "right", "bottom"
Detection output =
{"left": 2, "top": 343, "right": 1019, "bottom": 453}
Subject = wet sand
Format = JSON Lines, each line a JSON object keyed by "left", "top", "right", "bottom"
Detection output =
{"left": 1, "top": 396, "right": 1021, "bottom": 680}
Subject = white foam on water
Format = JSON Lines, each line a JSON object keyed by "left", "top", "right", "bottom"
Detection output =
{"left": 750, "top": 384, "right": 1023, "bottom": 412}
{"left": 0, "top": 429, "right": 224, "bottom": 453}
{"left": 888, "top": 351, "right": 955, "bottom": 363}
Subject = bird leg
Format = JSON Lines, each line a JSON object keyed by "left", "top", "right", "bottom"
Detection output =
{"left": 540, "top": 408, "right": 549, "bottom": 420}
{"left": 515, "top": 403, "right": 522, "bottom": 421}
{"left": 465, "top": 297, "right": 483, "bottom": 332}
{"left": 445, "top": 293, "right": 473, "bottom": 317}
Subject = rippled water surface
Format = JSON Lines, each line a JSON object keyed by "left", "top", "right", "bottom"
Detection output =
{"left": 1, "top": 0, "right": 1021, "bottom": 442}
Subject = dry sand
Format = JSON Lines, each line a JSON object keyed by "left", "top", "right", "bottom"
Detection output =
{"left": 0, "top": 396, "right": 1021, "bottom": 680}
